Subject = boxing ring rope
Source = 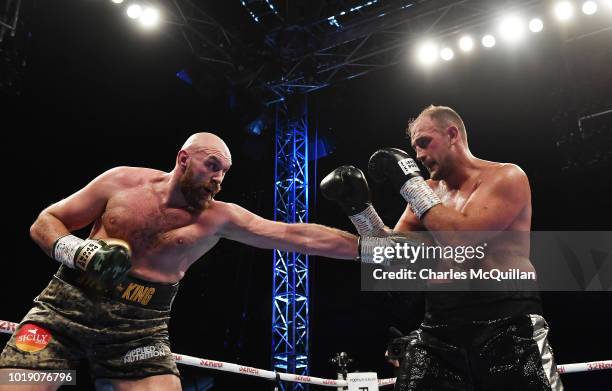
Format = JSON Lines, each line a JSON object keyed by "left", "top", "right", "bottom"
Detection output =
{"left": 1, "top": 320, "right": 610, "bottom": 388}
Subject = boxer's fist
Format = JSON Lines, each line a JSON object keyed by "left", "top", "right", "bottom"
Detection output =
{"left": 320, "top": 165, "right": 372, "bottom": 216}
{"left": 368, "top": 148, "right": 423, "bottom": 191}
{"left": 74, "top": 239, "right": 132, "bottom": 286}
{"left": 54, "top": 236, "right": 132, "bottom": 286}
{"left": 368, "top": 148, "right": 440, "bottom": 219}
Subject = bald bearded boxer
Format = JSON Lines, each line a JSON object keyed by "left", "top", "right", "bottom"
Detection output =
{"left": 322, "top": 106, "right": 563, "bottom": 390}
{"left": 0, "top": 133, "right": 358, "bottom": 391}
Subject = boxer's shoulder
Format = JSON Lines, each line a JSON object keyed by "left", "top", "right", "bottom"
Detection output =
{"left": 488, "top": 163, "right": 528, "bottom": 185}
{"left": 193, "top": 200, "right": 236, "bottom": 229}
{"left": 198, "top": 201, "right": 260, "bottom": 236}
{"left": 104, "top": 166, "right": 163, "bottom": 179}
{"left": 470, "top": 163, "right": 530, "bottom": 202}
{"left": 470, "top": 161, "right": 528, "bottom": 186}
{"left": 205, "top": 201, "right": 247, "bottom": 222}
{"left": 476, "top": 160, "right": 525, "bottom": 175}
{"left": 98, "top": 166, "right": 165, "bottom": 188}
{"left": 201, "top": 199, "right": 229, "bottom": 213}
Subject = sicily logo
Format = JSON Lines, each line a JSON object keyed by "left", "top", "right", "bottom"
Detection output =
{"left": 15, "top": 324, "right": 52, "bottom": 353}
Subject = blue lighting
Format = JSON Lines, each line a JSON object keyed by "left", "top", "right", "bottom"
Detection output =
{"left": 326, "top": 0, "right": 380, "bottom": 28}
{"left": 272, "top": 99, "right": 310, "bottom": 391}
{"left": 327, "top": 16, "right": 342, "bottom": 28}
{"left": 176, "top": 69, "right": 193, "bottom": 85}
{"left": 310, "top": 136, "right": 335, "bottom": 160}
{"left": 247, "top": 117, "right": 265, "bottom": 135}
{"left": 242, "top": 0, "right": 279, "bottom": 23}
{"left": 265, "top": 0, "right": 277, "bottom": 13}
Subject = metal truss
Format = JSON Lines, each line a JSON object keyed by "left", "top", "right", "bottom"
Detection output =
{"left": 1, "top": 0, "right": 25, "bottom": 96}
{"left": 158, "top": 0, "right": 546, "bottom": 103}
{"left": 0, "top": 0, "right": 20, "bottom": 39}
{"left": 272, "top": 96, "right": 310, "bottom": 391}
{"left": 239, "top": 0, "right": 283, "bottom": 26}
{"left": 262, "top": 0, "right": 543, "bottom": 99}
{"left": 160, "top": 0, "right": 242, "bottom": 67}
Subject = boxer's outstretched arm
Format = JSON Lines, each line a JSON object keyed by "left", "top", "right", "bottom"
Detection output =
{"left": 215, "top": 202, "right": 358, "bottom": 259}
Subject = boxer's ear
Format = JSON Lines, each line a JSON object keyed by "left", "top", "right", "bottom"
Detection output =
{"left": 177, "top": 150, "right": 189, "bottom": 172}
{"left": 446, "top": 126, "right": 459, "bottom": 146}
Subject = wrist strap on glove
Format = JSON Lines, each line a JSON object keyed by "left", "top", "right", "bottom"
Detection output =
{"left": 349, "top": 205, "right": 386, "bottom": 236}
{"left": 52, "top": 234, "right": 84, "bottom": 269}
{"left": 399, "top": 177, "right": 441, "bottom": 219}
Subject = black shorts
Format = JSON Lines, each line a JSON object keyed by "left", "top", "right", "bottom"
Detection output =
{"left": 0, "top": 266, "right": 180, "bottom": 380}
{"left": 395, "top": 314, "right": 563, "bottom": 391}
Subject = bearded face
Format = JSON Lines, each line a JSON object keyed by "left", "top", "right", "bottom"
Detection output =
{"left": 179, "top": 162, "right": 221, "bottom": 211}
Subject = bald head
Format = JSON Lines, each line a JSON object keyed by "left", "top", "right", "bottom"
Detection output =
{"left": 181, "top": 132, "right": 232, "bottom": 166}
{"left": 407, "top": 105, "right": 468, "bottom": 144}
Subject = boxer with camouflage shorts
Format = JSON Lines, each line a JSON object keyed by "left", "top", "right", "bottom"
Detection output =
{"left": 0, "top": 133, "right": 359, "bottom": 391}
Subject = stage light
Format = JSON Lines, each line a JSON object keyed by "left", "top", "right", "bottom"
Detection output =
{"left": 529, "top": 18, "right": 544, "bottom": 32}
{"left": 111, "top": 0, "right": 124, "bottom": 4}
{"left": 582, "top": 1, "right": 598, "bottom": 15}
{"left": 499, "top": 16, "right": 525, "bottom": 42}
{"left": 440, "top": 47, "right": 454, "bottom": 61}
{"left": 139, "top": 7, "right": 160, "bottom": 27}
{"left": 416, "top": 41, "right": 439, "bottom": 65}
{"left": 458, "top": 36, "right": 474, "bottom": 52}
{"left": 481, "top": 34, "right": 496, "bottom": 48}
{"left": 247, "top": 117, "right": 265, "bottom": 136}
{"left": 554, "top": 1, "right": 574, "bottom": 21}
{"left": 126, "top": 4, "right": 142, "bottom": 19}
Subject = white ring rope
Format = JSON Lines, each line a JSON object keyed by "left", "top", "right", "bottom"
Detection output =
{"left": 1, "top": 320, "right": 610, "bottom": 387}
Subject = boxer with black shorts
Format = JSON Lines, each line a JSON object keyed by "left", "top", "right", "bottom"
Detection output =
{"left": 322, "top": 105, "right": 563, "bottom": 390}
{"left": 0, "top": 132, "right": 359, "bottom": 391}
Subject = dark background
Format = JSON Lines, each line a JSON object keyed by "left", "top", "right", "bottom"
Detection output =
{"left": 1, "top": 1, "right": 610, "bottom": 390}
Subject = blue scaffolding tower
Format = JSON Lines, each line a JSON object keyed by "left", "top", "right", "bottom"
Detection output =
{"left": 272, "top": 97, "right": 309, "bottom": 391}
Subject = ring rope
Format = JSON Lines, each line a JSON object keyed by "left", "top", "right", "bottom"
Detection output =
{"left": 1, "top": 320, "right": 609, "bottom": 387}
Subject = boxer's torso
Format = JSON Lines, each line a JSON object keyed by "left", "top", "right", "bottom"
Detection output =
{"left": 88, "top": 167, "right": 223, "bottom": 283}
{"left": 401, "top": 161, "right": 534, "bottom": 280}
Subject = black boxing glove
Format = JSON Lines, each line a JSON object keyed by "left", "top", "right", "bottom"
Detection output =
{"left": 368, "top": 148, "right": 441, "bottom": 219}
{"left": 320, "top": 165, "right": 370, "bottom": 215}
{"left": 52, "top": 235, "right": 132, "bottom": 287}
{"left": 320, "top": 166, "right": 386, "bottom": 236}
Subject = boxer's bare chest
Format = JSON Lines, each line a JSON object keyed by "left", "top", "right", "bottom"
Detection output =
{"left": 433, "top": 178, "right": 482, "bottom": 213}
{"left": 93, "top": 186, "right": 218, "bottom": 259}
{"left": 433, "top": 168, "right": 531, "bottom": 272}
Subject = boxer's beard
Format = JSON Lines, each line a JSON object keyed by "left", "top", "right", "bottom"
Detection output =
{"left": 179, "top": 164, "right": 221, "bottom": 211}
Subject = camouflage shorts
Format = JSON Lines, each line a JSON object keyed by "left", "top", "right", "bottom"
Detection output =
{"left": 0, "top": 274, "right": 180, "bottom": 380}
